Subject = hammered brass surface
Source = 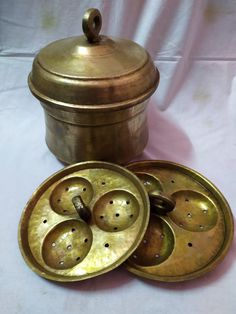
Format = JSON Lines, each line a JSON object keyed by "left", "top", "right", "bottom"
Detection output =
{"left": 136, "top": 172, "right": 163, "bottom": 194}
{"left": 50, "top": 177, "right": 94, "bottom": 215}
{"left": 125, "top": 160, "right": 234, "bottom": 282}
{"left": 28, "top": 8, "right": 159, "bottom": 164}
{"left": 130, "top": 214, "right": 175, "bottom": 267}
{"left": 43, "top": 100, "right": 149, "bottom": 164}
{"left": 93, "top": 190, "right": 140, "bottom": 232}
{"left": 170, "top": 190, "right": 218, "bottom": 232}
{"left": 18, "top": 161, "right": 149, "bottom": 282}
{"left": 42, "top": 219, "right": 93, "bottom": 270}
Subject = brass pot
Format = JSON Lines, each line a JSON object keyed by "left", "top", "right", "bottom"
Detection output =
{"left": 28, "top": 8, "right": 159, "bottom": 164}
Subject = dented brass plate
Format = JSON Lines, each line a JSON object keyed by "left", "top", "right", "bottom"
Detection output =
{"left": 18, "top": 161, "right": 149, "bottom": 282}
{"left": 125, "top": 160, "right": 234, "bottom": 282}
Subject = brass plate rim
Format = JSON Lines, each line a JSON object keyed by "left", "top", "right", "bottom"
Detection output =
{"left": 125, "top": 160, "right": 234, "bottom": 282}
{"left": 18, "top": 161, "right": 150, "bottom": 282}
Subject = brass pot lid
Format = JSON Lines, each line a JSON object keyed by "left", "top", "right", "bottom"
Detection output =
{"left": 125, "top": 160, "right": 234, "bottom": 282}
{"left": 28, "top": 8, "right": 159, "bottom": 111}
{"left": 18, "top": 161, "right": 149, "bottom": 282}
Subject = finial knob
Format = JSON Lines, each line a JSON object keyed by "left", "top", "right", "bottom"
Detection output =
{"left": 82, "top": 8, "right": 102, "bottom": 43}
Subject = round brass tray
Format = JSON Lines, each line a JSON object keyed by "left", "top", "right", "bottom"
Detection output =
{"left": 18, "top": 161, "right": 149, "bottom": 282}
{"left": 125, "top": 160, "right": 234, "bottom": 282}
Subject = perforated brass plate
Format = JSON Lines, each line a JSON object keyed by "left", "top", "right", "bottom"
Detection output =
{"left": 125, "top": 160, "right": 234, "bottom": 282}
{"left": 18, "top": 161, "right": 149, "bottom": 282}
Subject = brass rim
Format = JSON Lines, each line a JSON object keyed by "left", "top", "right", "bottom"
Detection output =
{"left": 28, "top": 70, "right": 159, "bottom": 112}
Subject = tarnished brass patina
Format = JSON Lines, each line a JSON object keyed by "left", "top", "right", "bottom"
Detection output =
{"left": 125, "top": 160, "right": 234, "bottom": 282}
{"left": 18, "top": 161, "right": 149, "bottom": 282}
{"left": 28, "top": 8, "right": 159, "bottom": 164}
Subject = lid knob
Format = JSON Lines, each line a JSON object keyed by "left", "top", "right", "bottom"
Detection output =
{"left": 82, "top": 8, "right": 102, "bottom": 43}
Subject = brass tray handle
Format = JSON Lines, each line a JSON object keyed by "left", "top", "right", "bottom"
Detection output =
{"left": 149, "top": 191, "right": 175, "bottom": 215}
{"left": 83, "top": 8, "right": 102, "bottom": 43}
{"left": 72, "top": 195, "right": 92, "bottom": 223}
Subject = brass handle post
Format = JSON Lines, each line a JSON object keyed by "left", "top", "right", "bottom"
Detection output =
{"left": 149, "top": 191, "right": 175, "bottom": 215}
{"left": 72, "top": 195, "right": 91, "bottom": 223}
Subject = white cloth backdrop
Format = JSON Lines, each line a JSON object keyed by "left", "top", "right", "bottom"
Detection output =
{"left": 1, "top": 0, "right": 236, "bottom": 313}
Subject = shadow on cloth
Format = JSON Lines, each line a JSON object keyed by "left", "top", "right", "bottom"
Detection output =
{"left": 135, "top": 100, "right": 194, "bottom": 165}
{"left": 47, "top": 266, "right": 134, "bottom": 292}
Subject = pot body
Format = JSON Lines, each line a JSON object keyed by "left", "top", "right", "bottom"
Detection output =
{"left": 42, "top": 100, "right": 149, "bottom": 164}
{"left": 28, "top": 9, "right": 159, "bottom": 164}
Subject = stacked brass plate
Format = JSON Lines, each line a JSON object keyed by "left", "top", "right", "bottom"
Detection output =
{"left": 125, "top": 160, "right": 234, "bottom": 282}
{"left": 18, "top": 161, "right": 149, "bottom": 282}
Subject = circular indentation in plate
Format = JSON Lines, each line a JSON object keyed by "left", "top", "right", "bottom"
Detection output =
{"left": 42, "top": 220, "right": 92, "bottom": 269}
{"left": 50, "top": 177, "right": 93, "bottom": 215}
{"left": 129, "top": 215, "right": 174, "bottom": 266}
{"left": 136, "top": 173, "right": 163, "bottom": 194}
{"left": 94, "top": 190, "right": 140, "bottom": 232}
{"left": 169, "top": 190, "right": 218, "bottom": 232}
